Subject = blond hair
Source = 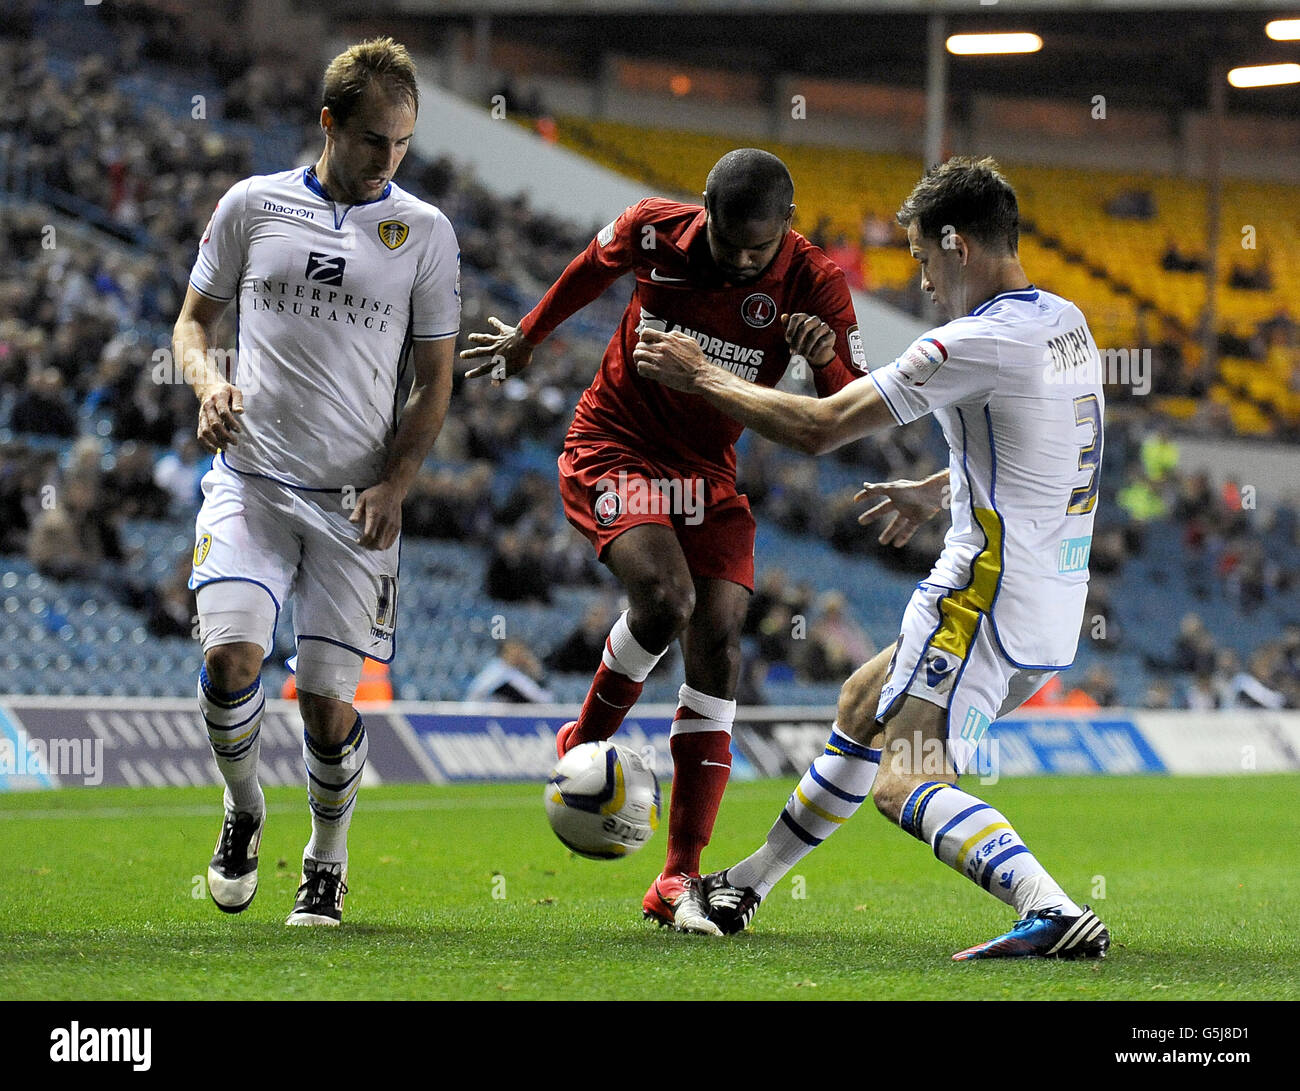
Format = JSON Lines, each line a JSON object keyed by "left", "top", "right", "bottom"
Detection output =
{"left": 321, "top": 37, "right": 418, "bottom": 125}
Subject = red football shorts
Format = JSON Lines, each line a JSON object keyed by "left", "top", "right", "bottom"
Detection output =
{"left": 558, "top": 441, "right": 756, "bottom": 591}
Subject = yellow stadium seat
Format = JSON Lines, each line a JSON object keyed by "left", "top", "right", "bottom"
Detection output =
{"left": 553, "top": 116, "right": 1298, "bottom": 437}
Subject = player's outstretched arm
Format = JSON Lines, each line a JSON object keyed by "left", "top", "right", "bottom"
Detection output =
{"left": 460, "top": 316, "right": 535, "bottom": 382}
{"left": 353, "top": 337, "right": 455, "bottom": 550}
{"left": 634, "top": 328, "right": 894, "bottom": 455}
{"left": 462, "top": 205, "right": 643, "bottom": 384}
{"left": 855, "top": 472, "right": 950, "bottom": 547}
{"left": 173, "top": 284, "right": 242, "bottom": 453}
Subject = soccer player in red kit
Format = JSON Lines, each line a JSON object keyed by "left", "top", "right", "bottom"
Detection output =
{"left": 462, "top": 149, "right": 867, "bottom": 933}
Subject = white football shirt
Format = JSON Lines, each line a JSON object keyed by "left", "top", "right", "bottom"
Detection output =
{"left": 870, "top": 287, "right": 1105, "bottom": 667}
{"left": 190, "top": 167, "right": 461, "bottom": 489}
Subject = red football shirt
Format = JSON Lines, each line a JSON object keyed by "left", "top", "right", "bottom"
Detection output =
{"left": 519, "top": 198, "right": 868, "bottom": 483}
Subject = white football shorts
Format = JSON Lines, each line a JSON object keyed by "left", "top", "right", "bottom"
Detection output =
{"left": 875, "top": 581, "right": 1054, "bottom": 775}
{"left": 189, "top": 460, "right": 399, "bottom": 663}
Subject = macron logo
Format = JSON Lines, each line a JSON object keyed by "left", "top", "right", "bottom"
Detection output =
{"left": 263, "top": 200, "right": 315, "bottom": 220}
{"left": 50, "top": 1022, "right": 151, "bottom": 1072}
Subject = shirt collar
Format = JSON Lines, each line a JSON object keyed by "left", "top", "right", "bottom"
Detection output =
{"left": 970, "top": 285, "right": 1039, "bottom": 316}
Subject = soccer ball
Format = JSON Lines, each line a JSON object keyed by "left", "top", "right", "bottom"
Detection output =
{"left": 544, "top": 741, "right": 661, "bottom": 859}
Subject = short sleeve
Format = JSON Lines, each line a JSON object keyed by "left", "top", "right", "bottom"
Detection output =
{"left": 410, "top": 211, "right": 462, "bottom": 340}
{"left": 189, "top": 179, "right": 251, "bottom": 302}
{"left": 869, "top": 324, "right": 999, "bottom": 425}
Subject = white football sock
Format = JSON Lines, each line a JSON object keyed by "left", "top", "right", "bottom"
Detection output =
{"left": 198, "top": 665, "right": 265, "bottom": 817}
{"left": 303, "top": 714, "right": 368, "bottom": 865}
{"left": 899, "top": 781, "right": 1082, "bottom": 917}
{"left": 728, "top": 726, "right": 880, "bottom": 898}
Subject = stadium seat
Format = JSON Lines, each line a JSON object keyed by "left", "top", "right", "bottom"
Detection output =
{"left": 551, "top": 116, "right": 1298, "bottom": 437}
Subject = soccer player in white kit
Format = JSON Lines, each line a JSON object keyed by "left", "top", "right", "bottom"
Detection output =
{"left": 635, "top": 156, "right": 1110, "bottom": 960}
{"left": 172, "top": 39, "right": 460, "bottom": 925}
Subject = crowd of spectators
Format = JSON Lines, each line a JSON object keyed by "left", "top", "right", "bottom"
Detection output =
{"left": 1, "top": 15, "right": 1296, "bottom": 706}
{"left": 740, "top": 568, "right": 875, "bottom": 689}
{"left": 1146, "top": 614, "right": 1300, "bottom": 710}
{"left": 1109, "top": 426, "right": 1297, "bottom": 609}
{"left": 0, "top": 23, "right": 633, "bottom": 700}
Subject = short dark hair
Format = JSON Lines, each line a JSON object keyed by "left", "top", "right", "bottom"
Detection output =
{"left": 896, "top": 156, "right": 1019, "bottom": 252}
{"left": 322, "top": 37, "right": 418, "bottom": 127}
{"left": 704, "top": 148, "right": 794, "bottom": 225}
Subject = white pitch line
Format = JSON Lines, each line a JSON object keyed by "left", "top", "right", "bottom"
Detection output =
{"left": 0, "top": 795, "right": 541, "bottom": 822}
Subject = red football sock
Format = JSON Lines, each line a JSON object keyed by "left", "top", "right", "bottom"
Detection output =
{"left": 663, "top": 723, "right": 733, "bottom": 878}
{"left": 572, "top": 660, "right": 644, "bottom": 745}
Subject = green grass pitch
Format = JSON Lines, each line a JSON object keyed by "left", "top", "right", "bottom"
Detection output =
{"left": 1, "top": 774, "right": 1296, "bottom": 1001}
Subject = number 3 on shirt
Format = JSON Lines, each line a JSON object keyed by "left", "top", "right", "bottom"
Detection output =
{"left": 1067, "top": 393, "right": 1102, "bottom": 515}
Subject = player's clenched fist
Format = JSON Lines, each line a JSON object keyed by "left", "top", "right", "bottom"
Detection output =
{"left": 461, "top": 316, "right": 535, "bottom": 383}
{"left": 632, "top": 327, "right": 709, "bottom": 392}
{"left": 196, "top": 382, "right": 244, "bottom": 453}
{"left": 782, "top": 312, "right": 837, "bottom": 368}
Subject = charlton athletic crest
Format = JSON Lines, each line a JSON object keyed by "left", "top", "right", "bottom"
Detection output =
{"left": 741, "top": 292, "right": 777, "bottom": 329}
{"left": 594, "top": 490, "right": 622, "bottom": 527}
